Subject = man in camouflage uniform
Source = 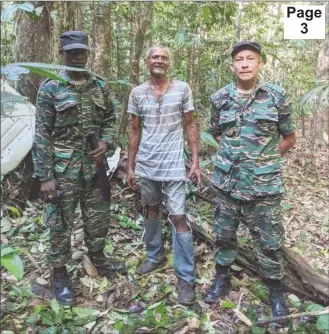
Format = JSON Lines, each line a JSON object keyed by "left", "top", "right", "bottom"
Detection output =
{"left": 33, "top": 31, "right": 125, "bottom": 306}
{"left": 205, "top": 42, "right": 296, "bottom": 319}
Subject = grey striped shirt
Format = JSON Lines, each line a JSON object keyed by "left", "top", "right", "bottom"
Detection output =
{"left": 127, "top": 79, "right": 194, "bottom": 181}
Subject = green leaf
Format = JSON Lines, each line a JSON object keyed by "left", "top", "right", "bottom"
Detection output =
{"left": 72, "top": 307, "right": 98, "bottom": 318}
{"left": 288, "top": 294, "right": 302, "bottom": 307}
{"left": 18, "top": 65, "right": 68, "bottom": 84}
{"left": 1, "top": 252, "right": 24, "bottom": 279}
{"left": 317, "top": 314, "right": 329, "bottom": 331}
{"left": 34, "top": 6, "right": 44, "bottom": 17}
{"left": 6, "top": 205, "right": 22, "bottom": 217}
{"left": 1, "top": 174, "right": 4, "bottom": 181}
{"left": 306, "top": 304, "right": 324, "bottom": 312}
{"left": 220, "top": 299, "right": 236, "bottom": 309}
{"left": 18, "top": 3, "right": 34, "bottom": 12}
{"left": 1, "top": 246, "right": 17, "bottom": 257}
{"left": 99, "top": 277, "right": 108, "bottom": 293}
{"left": 251, "top": 326, "right": 267, "bottom": 334}
{"left": 174, "top": 30, "right": 185, "bottom": 46}
{"left": 1, "top": 217, "right": 12, "bottom": 233}
{"left": 200, "top": 131, "right": 219, "bottom": 149}
{"left": 50, "top": 10, "right": 57, "bottom": 21}
{"left": 1, "top": 5, "right": 19, "bottom": 22}
{"left": 203, "top": 6, "right": 210, "bottom": 22}
{"left": 39, "top": 326, "right": 58, "bottom": 334}
{"left": 50, "top": 299, "right": 60, "bottom": 315}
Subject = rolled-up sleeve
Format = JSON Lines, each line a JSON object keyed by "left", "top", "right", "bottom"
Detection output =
{"left": 278, "top": 92, "right": 295, "bottom": 135}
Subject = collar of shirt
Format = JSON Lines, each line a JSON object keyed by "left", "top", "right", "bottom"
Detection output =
{"left": 59, "top": 70, "right": 98, "bottom": 86}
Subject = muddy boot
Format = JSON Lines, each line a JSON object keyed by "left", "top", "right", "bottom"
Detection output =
{"left": 266, "top": 279, "right": 290, "bottom": 321}
{"left": 177, "top": 278, "right": 195, "bottom": 305}
{"left": 204, "top": 264, "right": 231, "bottom": 304}
{"left": 136, "top": 219, "right": 165, "bottom": 275}
{"left": 51, "top": 266, "right": 74, "bottom": 306}
{"left": 89, "top": 251, "right": 126, "bottom": 277}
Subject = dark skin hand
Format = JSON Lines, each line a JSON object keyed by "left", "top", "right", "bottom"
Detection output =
{"left": 40, "top": 179, "right": 57, "bottom": 202}
{"left": 91, "top": 141, "right": 108, "bottom": 164}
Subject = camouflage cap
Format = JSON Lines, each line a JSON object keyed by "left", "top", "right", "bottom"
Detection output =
{"left": 60, "top": 31, "right": 90, "bottom": 51}
{"left": 231, "top": 41, "right": 261, "bottom": 57}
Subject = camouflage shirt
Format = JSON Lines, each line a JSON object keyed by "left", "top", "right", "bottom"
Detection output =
{"left": 32, "top": 71, "right": 116, "bottom": 181}
{"left": 209, "top": 81, "right": 295, "bottom": 201}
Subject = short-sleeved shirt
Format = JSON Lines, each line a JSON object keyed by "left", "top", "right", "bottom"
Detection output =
{"left": 127, "top": 80, "right": 194, "bottom": 181}
{"left": 209, "top": 81, "right": 295, "bottom": 200}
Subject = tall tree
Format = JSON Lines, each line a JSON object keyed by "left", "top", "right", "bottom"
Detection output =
{"left": 91, "top": 3, "right": 111, "bottom": 79}
{"left": 314, "top": 3, "right": 329, "bottom": 147}
{"left": 15, "top": 1, "right": 52, "bottom": 104}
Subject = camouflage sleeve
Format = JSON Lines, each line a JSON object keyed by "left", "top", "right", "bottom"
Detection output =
{"left": 208, "top": 95, "right": 221, "bottom": 137}
{"left": 278, "top": 92, "right": 295, "bottom": 136}
{"left": 32, "top": 84, "right": 55, "bottom": 181}
{"left": 100, "top": 85, "right": 117, "bottom": 156}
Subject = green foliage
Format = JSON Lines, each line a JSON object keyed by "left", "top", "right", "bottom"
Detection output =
{"left": 300, "top": 80, "right": 329, "bottom": 106}
{"left": 1, "top": 3, "right": 34, "bottom": 22}
{"left": 116, "top": 214, "right": 142, "bottom": 230}
{"left": 27, "top": 301, "right": 99, "bottom": 332}
{"left": 0, "top": 245, "right": 24, "bottom": 280}
{"left": 200, "top": 131, "right": 219, "bottom": 149}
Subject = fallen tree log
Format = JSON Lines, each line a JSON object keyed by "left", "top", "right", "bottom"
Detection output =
{"left": 112, "top": 158, "right": 329, "bottom": 305}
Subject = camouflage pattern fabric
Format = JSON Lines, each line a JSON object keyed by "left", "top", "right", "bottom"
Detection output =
{"left": 45, "top": 173, "right": 111, "bottom": 267}
{"left": 32, "top": 71, "right": 116, "bottom": 267}
{"left": 209, "top": 81, "right": 295, "bottom": 201}
{"left": 32, "top": 71, "right": 116, "bottom": 182}
{"left": 214, "top": 193, "right": 285, "bottom": 279}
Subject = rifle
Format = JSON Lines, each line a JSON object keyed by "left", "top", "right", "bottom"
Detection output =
{"left": 87, "top": 131, "right": 111, "bottom": 202}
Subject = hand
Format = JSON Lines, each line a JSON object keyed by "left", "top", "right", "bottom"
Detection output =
{"left": 91, "top": 141, "right": 108, "bottom": 164}
{"left": 40, "top": 179, "right": 57, "bottom": 202}
{"left": 188, "top": 162, "right": 202, "bottom": 187}
{"left": 127, "top": 168, "right": 138, "bottom": 190}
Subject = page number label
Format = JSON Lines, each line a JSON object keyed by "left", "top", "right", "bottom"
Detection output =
{"left": 284, "top": 5, "right": 325, "bottom": 39}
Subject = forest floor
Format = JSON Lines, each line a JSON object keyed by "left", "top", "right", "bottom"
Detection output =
{"left": 1, "top": 135, "right": 328, "bottom": 334}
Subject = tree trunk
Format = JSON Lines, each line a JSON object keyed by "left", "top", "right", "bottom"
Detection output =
{"left": 51, "top": 1, "right": 82, "bottom": 63}
{"left": 118, "top": 3, "right": 152, "bottom": 139}
{"left": 15, "top": 1, "right": 52, "bottom": 105}
{"left": 314, "top": 3, "right": 329, "bottom": 147}
{"left": 236, "top": 2, "right": 243, "bottom": 41}
{"left": 130, "top": 3, "right": 152, "bottom": 86}
{"left": 91, "top": 3, "right": 111, "bottom": 79}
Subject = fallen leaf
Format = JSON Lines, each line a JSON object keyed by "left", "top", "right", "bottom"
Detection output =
{"left": 36, "top": 277, "right": 48, "bottom": 286}
{"left": 83, "top": 255, "right": 98, "bottom": 277}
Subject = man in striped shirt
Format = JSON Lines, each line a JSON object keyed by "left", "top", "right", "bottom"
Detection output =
{"left": 127, "top": 46, "right": 201, "bottom": 305}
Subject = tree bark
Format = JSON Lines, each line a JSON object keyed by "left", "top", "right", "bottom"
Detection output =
{"left": 118, "top": 3, "right": 152, "bottom": 139}
{"left": 314, "top": 2, "right": 329, "bottom": 147}
{"left": 91, "top": 3, "right": 111, "bottom": 79}
{"left": 15, "top": 1, "right": 52, "bottom": 105}
{"left": 51, "top": 1, "right": 82, "bottom": 63}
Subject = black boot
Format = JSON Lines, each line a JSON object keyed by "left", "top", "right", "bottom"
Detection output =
{"left": 51, "top": 266, "right": 74, "bottom": 306}
{"left": 266, "top": 279, "right": 290, "bottom": 320}
{"left": 204, "top": 264, "right": 231, "bottom": 304}
{"left": 89, "top": 251, "right": 126, "bottom": 277}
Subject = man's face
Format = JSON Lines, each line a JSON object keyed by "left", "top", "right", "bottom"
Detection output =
{"left": 62, "top": 49, "right": 89, "bottom": 68}
{"left": 230, "top": 49, "right": 263, "bottom": 82}
{"left": 146, "top": 48, "right": 169, "bottom": 77}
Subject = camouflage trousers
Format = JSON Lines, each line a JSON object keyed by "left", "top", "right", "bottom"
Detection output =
{"left": 44, "top": 174, "right": 111, "bottom": 267}
{"left": 214, "top": 192, "right": 285, "bottom": 279}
